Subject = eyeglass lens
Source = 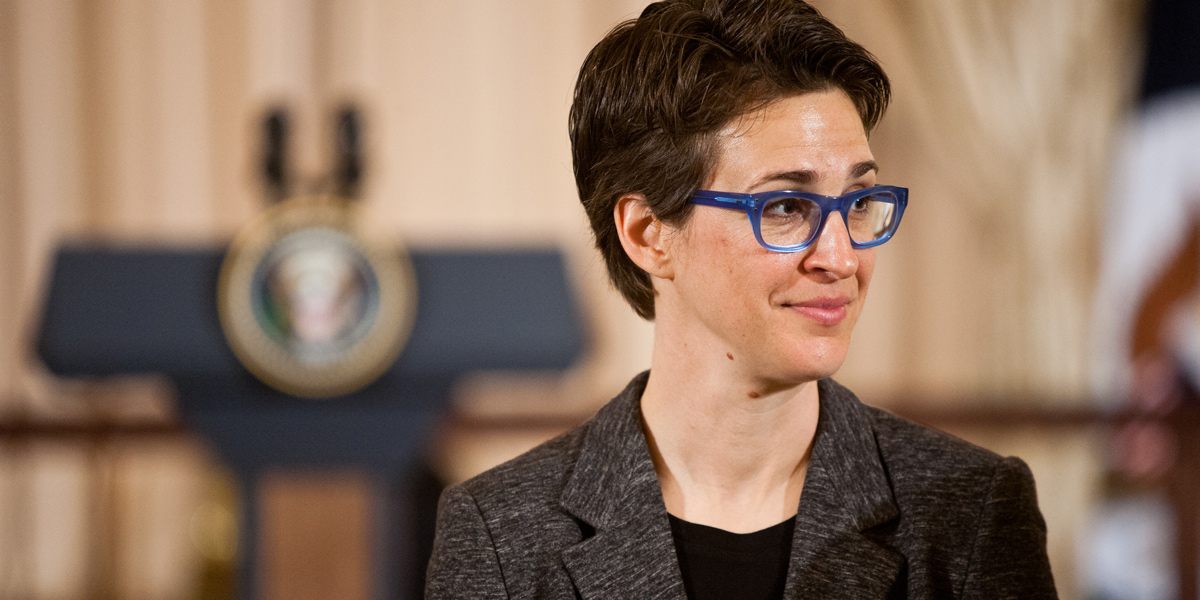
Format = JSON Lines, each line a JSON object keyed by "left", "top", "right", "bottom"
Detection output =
{"left": 759, "top": 192, "right": 898, "bottom": 247}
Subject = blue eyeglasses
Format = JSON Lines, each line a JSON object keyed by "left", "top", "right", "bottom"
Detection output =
{"left": 689, "top": 185, "right": 908, "bottom": 253}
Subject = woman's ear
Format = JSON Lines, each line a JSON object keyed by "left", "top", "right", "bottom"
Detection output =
{"left": 614, "top": 194, "right": 674, "bottom": 279}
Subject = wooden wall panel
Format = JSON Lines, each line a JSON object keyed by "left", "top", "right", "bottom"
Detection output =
{"left": 205, "top": 0, "right": 256, "bottom": 235}
{"left": 26, "top": 442, "right": 89, "bottom": 598}
{"left": 259, "top": 471, "right": 372, "bottom": 600}
{"left": 0, "top": 0, "right": 21, "bottom": 407}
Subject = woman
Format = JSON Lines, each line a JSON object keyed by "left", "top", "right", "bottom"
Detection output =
{"left": 427, "top": 1, "right": 1057, "bottom": 598}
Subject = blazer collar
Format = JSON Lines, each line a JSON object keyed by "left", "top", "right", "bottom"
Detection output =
{"left": 782, "top": 378, "right": 904, "bottom": 597}
{"left": 807, "top": 378, "right": 899, "bottom": 530}
{"left": 559, "top": 373, "right": 903, "bottom": 599}
{"left": 559, "top": 372, "right": 686, "bottom": 599}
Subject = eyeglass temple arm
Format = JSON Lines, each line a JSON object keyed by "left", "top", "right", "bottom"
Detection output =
{"left": 690, "top": 192, "right": 756, "bottom": 209}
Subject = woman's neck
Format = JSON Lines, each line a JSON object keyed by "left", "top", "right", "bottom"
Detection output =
{"left": 640, "top": 332, "right": 820, "bottom": 533}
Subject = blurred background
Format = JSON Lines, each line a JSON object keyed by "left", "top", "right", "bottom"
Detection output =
{"left": 1, "top": 0, "right": 1197, "bottom": 598}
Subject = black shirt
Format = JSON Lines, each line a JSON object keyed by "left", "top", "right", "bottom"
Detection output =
{"left": 668, "top": 514, "right": 795, "bottom": 600}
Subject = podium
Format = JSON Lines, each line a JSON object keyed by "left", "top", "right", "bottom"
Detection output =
{"left": 37, "top": 244, "right": 586, "bottom": 599}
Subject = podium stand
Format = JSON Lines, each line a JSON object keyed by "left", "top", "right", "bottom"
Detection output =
{"left": 37, "top": 244, "right": 586, "bottom": 599}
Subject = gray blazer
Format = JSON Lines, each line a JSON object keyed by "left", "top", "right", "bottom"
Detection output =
{"left": 426, "top": 373, "right": 1057, "bottom": 599}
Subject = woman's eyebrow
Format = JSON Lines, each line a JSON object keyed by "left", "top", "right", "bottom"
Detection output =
{"left": 753, "top": 169, "right": 817, "bottom": 188}
{"left": 753, "top": 160, "right": 879, "bottom": 188}
{"left": 850, "top": 160, "right": 880, "bottom": 179}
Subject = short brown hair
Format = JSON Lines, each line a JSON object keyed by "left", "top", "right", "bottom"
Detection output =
{"left": 569, "top": 0, "right": 891, "bottom": 320}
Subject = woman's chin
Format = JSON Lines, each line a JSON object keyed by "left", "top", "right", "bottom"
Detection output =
{"left": 757, "top": 350, "right": 848, "bottom": 386}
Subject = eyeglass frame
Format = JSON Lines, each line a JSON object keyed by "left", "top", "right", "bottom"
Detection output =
{"left": 688, "top": 185, "right": 908, "bottom": 253}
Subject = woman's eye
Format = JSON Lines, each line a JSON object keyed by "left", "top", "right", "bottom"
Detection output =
{"left": 762, "top": 197, "right": 819, "bottom": 223}
{"left": 851, "top": 197, "right": 871, "bottom": 212}
{"left": 770, "top": 199, "right": 798, "bottom": 214}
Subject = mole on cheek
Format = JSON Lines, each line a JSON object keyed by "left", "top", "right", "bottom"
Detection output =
{"left": 726, "top": 352, "right": 734, "bottom": 360}
{"left": 747, "top": 391, "right": 760, "bottom": 398}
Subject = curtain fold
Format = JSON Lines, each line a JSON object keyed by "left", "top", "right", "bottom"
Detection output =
{"left": 826, "top": 0, "right": 1143, "bottom": 400}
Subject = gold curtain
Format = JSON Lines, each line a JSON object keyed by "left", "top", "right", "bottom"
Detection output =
{"left": 822, "top": 0, "right": 1143, "bottom": 402}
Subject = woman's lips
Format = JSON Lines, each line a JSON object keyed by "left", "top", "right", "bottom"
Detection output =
{"left": 786, "top": 298, "right": 850, "bottom": 325}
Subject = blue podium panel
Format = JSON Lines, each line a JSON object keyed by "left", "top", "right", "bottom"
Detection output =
{"left": 38, "top": 248, "right": 237, "bottom": 378}
{"left": 37, "top": 245, "right": 587, "bottom": 467}
{"left": 38, "top": 245, "right": 587, "bottom": 388}
{"left": 37, "top": 245, "right": 588, "bottom": 463}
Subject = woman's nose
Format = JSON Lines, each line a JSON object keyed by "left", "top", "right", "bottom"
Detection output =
{"left": 801, "top": 213, "right": 858, "bottom": 278}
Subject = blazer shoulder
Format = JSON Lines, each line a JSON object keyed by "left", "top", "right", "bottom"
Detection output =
{"left": 862, "top": 402, "right": 1009, "bottom": 483}
{"left": 428, "top": 425, "right": 590, "bottom": 600}
{"left": 858, "top": 403, "right": 1039, "bottom": 531}
{"left": 455, "top": 418, "right": 590, "bottom": 519}
{"left": 858, "top": 403, "right": 1054, "bottom": 596}
{"left": 454, "top": 379, "right": 642, "bottom": 517}
{"left": 433, "top": 419, "right": 596, "bottom": 598}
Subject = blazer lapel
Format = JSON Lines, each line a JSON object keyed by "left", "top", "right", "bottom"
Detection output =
{"left": 782, "top": 379, "right": 905, "bottom": 598}
{"left": 561, "top": 514, "right": 684, "bottom": 600}
{"left": 559, "top": 373, "right": 687, "bottom": 600}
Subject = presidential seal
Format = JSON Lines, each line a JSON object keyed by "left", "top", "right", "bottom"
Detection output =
{"left": 218, "top": 195, "right": 416, "bottom": 398}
